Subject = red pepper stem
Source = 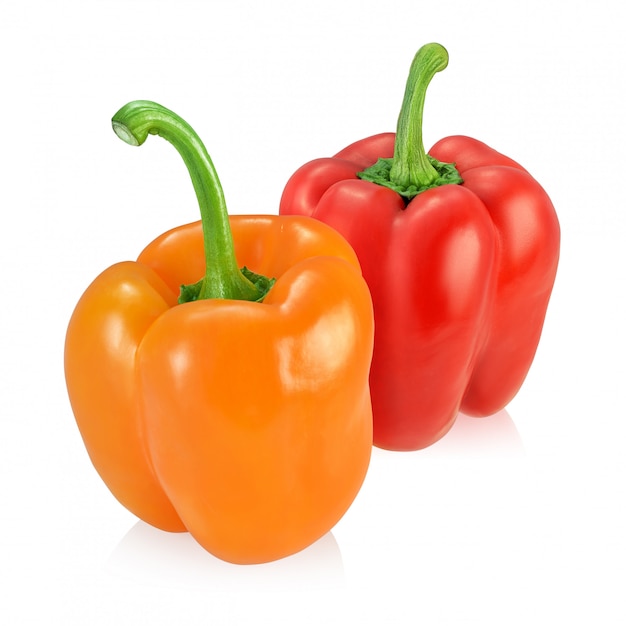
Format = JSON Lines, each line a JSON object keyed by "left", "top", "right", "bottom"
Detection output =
{"left": 390, "top": 43, "right": 449, "bottom": 189}
{"left": 111, "top": 100, "right": 270, "bottom": 303}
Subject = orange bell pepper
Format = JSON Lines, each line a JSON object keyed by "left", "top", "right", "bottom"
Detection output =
{"left": 64, "top": 101, "right": 374, "bottom": 564}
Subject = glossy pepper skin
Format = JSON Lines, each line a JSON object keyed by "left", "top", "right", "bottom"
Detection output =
{"left": 280, "top": 44, "right": 560, "bottom": 451}
{"left": 64, "top": 102, "right": 374, "bottom": 564}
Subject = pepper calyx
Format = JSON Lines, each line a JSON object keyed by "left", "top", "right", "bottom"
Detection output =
{"left": 178, "top": 267, "right": 275, "bottom": 304}
{"left": 357, "top": 156, "right": 463, "bottom": 200}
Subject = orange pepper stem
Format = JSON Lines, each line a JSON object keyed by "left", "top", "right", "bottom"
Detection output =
{"left": 111, "top": 100, "right": 273, "bottom": 303}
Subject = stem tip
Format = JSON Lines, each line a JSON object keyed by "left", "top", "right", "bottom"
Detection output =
{"left": 112, "top": 121, "right": 139, "bottom": 146}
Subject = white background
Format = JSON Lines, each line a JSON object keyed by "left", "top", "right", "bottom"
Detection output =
{"left": 2, "top": 0, "right": 624, "bottom": 623}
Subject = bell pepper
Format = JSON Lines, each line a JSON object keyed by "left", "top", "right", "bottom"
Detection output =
{"left": 279, "top": 43, "right": 560, "bottom": 451}
{"left": 64, "top": 101, "right": 374, "bottom": 564}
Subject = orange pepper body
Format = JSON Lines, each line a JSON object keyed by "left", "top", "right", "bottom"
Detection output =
{"left": 65, "top": 215, "right": 374, "bottom": 564}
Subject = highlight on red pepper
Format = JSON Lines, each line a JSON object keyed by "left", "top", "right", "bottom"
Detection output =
{"left": 64, "top": 100, "right": 375, "bottom": 564}
{"left": 280, "top": 43, "right": 560, "bottom": 451}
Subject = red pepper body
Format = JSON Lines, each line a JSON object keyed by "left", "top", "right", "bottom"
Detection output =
{"left": 280, "top": 132, "right": 560, "bottom": 450}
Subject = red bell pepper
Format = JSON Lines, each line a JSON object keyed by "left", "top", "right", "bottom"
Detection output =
{"left": 279, "top": 43, "right": 560, "bottom": 451}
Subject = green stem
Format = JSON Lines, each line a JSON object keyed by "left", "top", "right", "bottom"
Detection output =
{"left": 390, "top": 43, "right": 449, "bottom": 189}
{"left": 357, "top": 43, "right": 462, "bottom": 200}
{"left": 111, "top": 100, "right": 272, "bottom": 303}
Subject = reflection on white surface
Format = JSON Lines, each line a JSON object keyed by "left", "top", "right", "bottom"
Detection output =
{"left": 107, "top": 522, "right": 345, "bottom": 591}
{"left": 426, "top": 409, "right": 524, "bottom": 457}
{"left": 106, "top": 410, "right": 521, "bottom": 591}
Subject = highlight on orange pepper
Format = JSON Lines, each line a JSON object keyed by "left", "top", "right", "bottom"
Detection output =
{"left": 64, "top": 101, "right": 375, "bottom": 564}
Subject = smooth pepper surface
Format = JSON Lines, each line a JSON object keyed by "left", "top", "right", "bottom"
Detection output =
{"left": 65, "top": 101, "right": 374, "bottom": 564}
{"left": 280, "top": 44, "right": 560, "bottom": 451}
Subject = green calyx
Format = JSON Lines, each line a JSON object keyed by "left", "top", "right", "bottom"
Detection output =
{"left": 357, "top": 42, "right": 462, "bottom": 200}
{"left": 111, "top": 100, "right": 274, "bottom": 303}
{"left": 358, "top": 155, "right": 463, "bottom": 200}
{"left": 179, "top": 267, "right": 275, "bottom": 304}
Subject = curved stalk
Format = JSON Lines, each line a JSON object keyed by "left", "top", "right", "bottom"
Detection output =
{"left": 112, "top": 100, "right": 272, "bottom": 302}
